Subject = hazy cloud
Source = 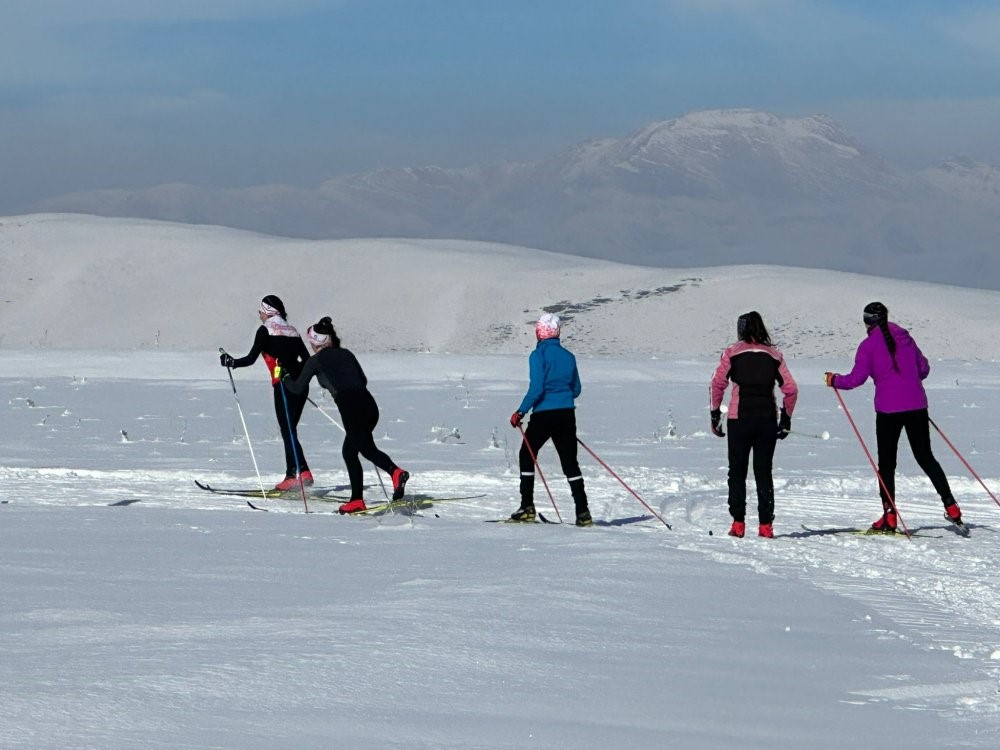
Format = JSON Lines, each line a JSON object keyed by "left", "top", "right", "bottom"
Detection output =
{"left": 938, "top": 7, "right": 1000, "bottom": 58}
{"left": 3, "top": 0, "right": 335, "bottom": 24}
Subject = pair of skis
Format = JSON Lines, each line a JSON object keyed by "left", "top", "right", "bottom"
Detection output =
{"left": 484, "top": 513, "right": 560, "bottom": 525}
{"left": 801, "top": 514, "right": 970, "bottom": 539}
{"left": 195, "top": 480, "right": 484, "bottom": 516}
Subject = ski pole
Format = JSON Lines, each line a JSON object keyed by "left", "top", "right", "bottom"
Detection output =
{"left": 277, "top": 376, "right": 310, "bottom": 514}
{"left": 306, "top": 395, "right": 345, "bottom": 433}
{"left": 831, "top": 388, "right": 911, "bottom": 539}
{"left": 577, "top": 438, "right": 672, "bottom": 529}
{"left": 517, "top": 424, "right": 562, "bottom": 523}
{"left": 220, "top": 348, "right": 268, "bottom": 501}
{"left": 790, "top": 429, "right": 830, "bottom": 441}
{"left": 929, "top": 416, "right": 1000, "bottom": 510}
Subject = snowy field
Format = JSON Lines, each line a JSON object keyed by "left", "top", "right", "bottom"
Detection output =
{"left": 2, "top": 351, "right": 999, "bottom": 749}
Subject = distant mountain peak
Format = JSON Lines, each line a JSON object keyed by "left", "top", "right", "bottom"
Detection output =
{"left": 27, "top": 108, "right": 1000, "bottom": 290}
{"left": 630, "top": 109, "right": 861, "bottom": 155}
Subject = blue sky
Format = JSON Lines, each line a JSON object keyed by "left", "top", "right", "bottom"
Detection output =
{"left": 2, "top": 0, "right": 1000, "bottom": 211}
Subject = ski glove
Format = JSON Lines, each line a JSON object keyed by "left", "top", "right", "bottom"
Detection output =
{"left": 219, "top": 352, "right": 235, "bottom": 368}
{"left": 776, "top": 408, "right": 791, "bottom": 440}
{"left": 510, "top": 411, "right": 524, "bottom": 428}
{"left": 824, "top": 372, "right": 836, "bottom": 387}
{"left": 710, "top": 409, "right": 725, "bottom": 438}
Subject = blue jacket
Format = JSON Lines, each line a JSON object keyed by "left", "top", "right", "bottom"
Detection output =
{"left": 518, "top": 337, "right": 582, "bottom": 414}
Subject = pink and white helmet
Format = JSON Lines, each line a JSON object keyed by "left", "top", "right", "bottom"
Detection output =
{"left": 535, "top": 313, "right": 562, "bottom": 341}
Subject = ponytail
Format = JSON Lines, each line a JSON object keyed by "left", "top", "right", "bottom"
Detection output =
{"left": 877, "top": 319, "right": 898, "bottom": 372}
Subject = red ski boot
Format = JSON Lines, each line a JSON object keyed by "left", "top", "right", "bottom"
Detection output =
{"left": 391, "top": 468, "right": 410, "bottom": 501}
{"left": 339, "top": 498, "right": 367, "bottom": 515}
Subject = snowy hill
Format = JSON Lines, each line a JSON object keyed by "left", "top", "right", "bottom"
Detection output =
{"left": 4, "top": 213, "right": 1000, "bottom": 747}
{"left": 3, "top": 213, "right": 1000, "bottom": 360}
{"left": 29, "top": 109, "right": 1000, "bottom": 290}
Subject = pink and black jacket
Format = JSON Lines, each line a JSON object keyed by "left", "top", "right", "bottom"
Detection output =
{"left": 230, "top": 317, "right": 310, "bottom": 385}
{"left": 710, "top": 341, "right": 798, "bottom": 420}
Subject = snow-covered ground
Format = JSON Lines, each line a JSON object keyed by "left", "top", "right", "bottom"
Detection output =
{"left": 2, "top": 351, "right": 999, "bottom": 749}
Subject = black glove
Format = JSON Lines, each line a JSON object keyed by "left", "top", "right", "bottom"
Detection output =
{"left": 219, "top": 352, "right": 235, "bottom": 368}
{"left": 710, "top": 409, "right": 725, "bottom": 438}
{"left": 776, "top": 408, "right": 791, "bottom": 440}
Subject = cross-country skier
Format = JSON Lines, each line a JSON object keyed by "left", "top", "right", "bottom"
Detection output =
{"left": 280, "top": 316, "right": 409, "bottom": 515}
{"left": 825, "top": 301, "right": 963, "bottom": 533}
{"left": 509, "top": 313, "right": 592, "bottom": 527}
{"left": 220, "top": 295, "right": 312, "bottom": 491}
{"left": 710, "top": 311, "right": 798, "bottom": 538}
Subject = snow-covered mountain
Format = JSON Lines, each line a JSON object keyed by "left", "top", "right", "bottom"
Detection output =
{"left": 3, "top": 213, "right": 1000, "bottom": 360}
{"left": 30, "top": 109, "right": 1000, "bottom": 290}
{"left": 920, "top": 156, "right": 1000, "bottom": 209}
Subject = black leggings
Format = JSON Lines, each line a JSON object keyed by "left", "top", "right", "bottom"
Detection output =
{"left": 273, "top": 383, "right": 308, "bottom": 477}
{"left": 518, "top": 408, "right": 587, "bottom": 508}
{"left": 875, "top": 408, "right": 952, "bottom": 512}
{"left": 726, "top": 416, "right": 777, "bottom": 524}
{"left": 336, "top": 389, "right": 398, "bottom": 500}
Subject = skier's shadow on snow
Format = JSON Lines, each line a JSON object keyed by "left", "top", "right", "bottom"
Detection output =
{"left": 784, "top": 523, "right": 991, "bottom": 540}
{"left": 595, "top": 514, "right": 655, "bottom": 527}
{"left": 108, "top": 498, "right": 142, "bottom": 507}
{"left": 309, "top": 484, "right": 373, "bottom": 499}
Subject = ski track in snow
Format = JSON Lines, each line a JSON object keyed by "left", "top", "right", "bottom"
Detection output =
{"left": 2, "top": 354, "right": 1000, "bottom": 746}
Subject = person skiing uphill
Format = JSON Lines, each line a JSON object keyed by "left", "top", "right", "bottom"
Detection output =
{"left": 825, "top": 302, "right": 963, "bottom": 533}
{"left": 509, "top": 313, "right": 591, "bottom": 527}
{"left": 710, "top": 311, "right": 798, "bottom": 539}
{"left": 220, "top": 295, "right": 312, "bottom": 491}
{"left": 281, "top": 316, "right": 409, "bottom": 515}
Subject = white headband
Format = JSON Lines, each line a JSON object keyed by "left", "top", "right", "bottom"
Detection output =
{"left": 307, "top": 325, "right": 331, "bottom": 347}
{"left": 259, "top": 300, "right": 281, "bottom": 317}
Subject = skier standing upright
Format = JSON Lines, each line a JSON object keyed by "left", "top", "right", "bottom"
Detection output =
{"left": 825, "top": 302, "right": 963, "bottom": 532}
{"left": 710, "top": 311, "right": 798, "bottom": 538}
{"left": 220, "top": 295, "right": 312, "bottom": 491}
{"left": 509, "top": 313, "right": 592, "bottom": 527}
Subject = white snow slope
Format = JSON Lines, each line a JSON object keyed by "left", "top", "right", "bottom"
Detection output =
{"left": 1, "top": 216, "right": 999, "bottom": 749}
{"left": 3, "top": 213, "right": 1000, "bottom": 360}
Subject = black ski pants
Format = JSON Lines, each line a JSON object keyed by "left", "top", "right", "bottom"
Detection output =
{"left": 274, "top": 382, "right": 309, "bottom": 478}
{"left": 518, "top": 408, "right": 587, "bottom": 509}
{"left": 336, "top": 388, "right": 398, "bottom": 500}
{"left": 875, "top": 408, "right": 953, "bottom": 513}
{"left": 726, "top": 415, "right": 777, "bottom": 524}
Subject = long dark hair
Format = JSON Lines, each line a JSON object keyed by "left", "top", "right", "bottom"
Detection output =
{"left": 863, "top": 301, "right": 897, "bottom": 371}
{"left": 261, "top": 294, "right": 287, "bottom": 318}
{"left": 737, "top": 311, "right": 772, "bottom": 346}
{"left": 312, "top": 316, "right": 341, "bottom": 348}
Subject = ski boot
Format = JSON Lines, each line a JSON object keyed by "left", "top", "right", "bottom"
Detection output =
{"left": 867, "top": 512, "right": 897, "bottom": 535}
{"left": 391, "top": 468, "right": 410, "bottom": 501}
{"left": 339, "top": 498, "right": 367, "bottom": 515}
{"left": 509, "top": 504, "right": 536, "bottom": 523}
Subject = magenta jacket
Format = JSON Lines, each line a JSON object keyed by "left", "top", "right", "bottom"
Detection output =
{"left": 831, "top": 323, "right": 930, "bottom": 413}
